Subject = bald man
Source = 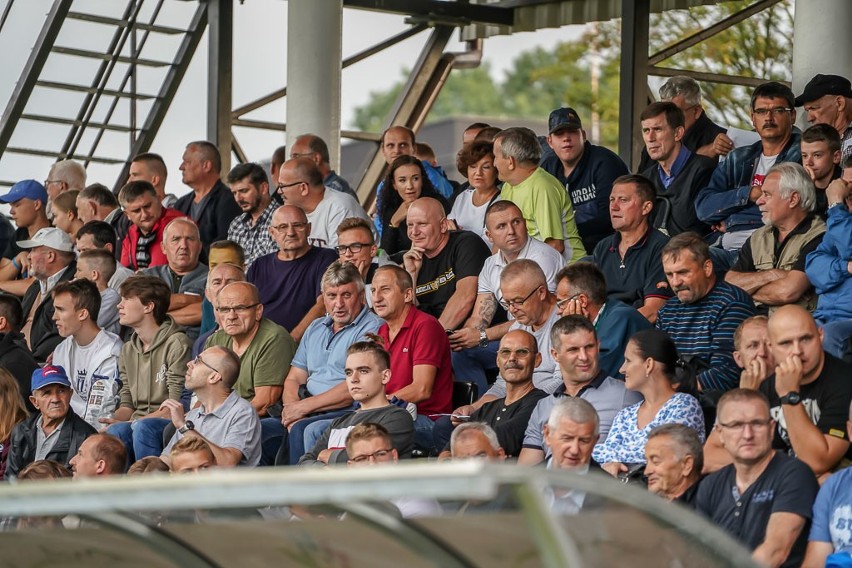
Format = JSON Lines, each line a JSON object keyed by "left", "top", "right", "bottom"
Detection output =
{"left": 276, "top": 157, "right": 370, "bottom": 249}
{"left": 704, "top": 305, "right": 852, "bottom": 477}
{"left": 246, "top": 205, "right": 337, "bottom": 341}
{"left": 400, "top": 197, "right": 491, "bottom": 330}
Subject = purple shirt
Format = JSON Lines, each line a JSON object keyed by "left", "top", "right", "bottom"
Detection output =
{"left": 247, "top": 246, "right": 338, "bottom": 332}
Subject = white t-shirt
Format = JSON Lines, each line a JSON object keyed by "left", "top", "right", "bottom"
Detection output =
{"left": 306, "top": 188, "right": 372, "bottom": 249}
{"left": 448, "top": 189, "right": 499, "bottom": 244}
{"left": 53, "top": 329, "right": 123, "bottom": 416}
{"left": 477, "top": 236, "right": 566, "bottom": 300}
{"left": 751, "top": 153, "right": 778, "bottom": 189}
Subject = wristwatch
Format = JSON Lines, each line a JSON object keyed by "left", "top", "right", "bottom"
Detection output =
{"left": 478, "top": 329, "right": 488, "bottom": 348}
{"left": 178, "top": 420, "right": 195, "bottom": 434}
{"left": 779, "top": 392, "right": 802, "bottom": 406}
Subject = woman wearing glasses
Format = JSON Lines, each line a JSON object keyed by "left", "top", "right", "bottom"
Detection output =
{"left": 377, "top": 156, "right": 449, "bottom": 256}
{"left": 593, "top": 328, "right": 705, "bottom": 479}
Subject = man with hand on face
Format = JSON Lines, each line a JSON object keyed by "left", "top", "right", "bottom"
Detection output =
{"left": 226, "top": 163, "right": 279, "bottom": 269}
{"left": 644, "top": 424, "right": 704, "bottom": 506}
{"left": 299, "top": 339, "right": 414, "bottom": 466}
{"left": 696, "top": 389, "right": 818, "bottom": 568}
{"left": 703, "top": 306, "right": 852, "bottom": 478}
{"left": 5, "top": 365, "right": 96, "bottom": 479}
{"left": 800, "top": 124, "right": 842, "bottom": 215}
{"left": 733, "top": 316, "right": 776, "bottom": 390}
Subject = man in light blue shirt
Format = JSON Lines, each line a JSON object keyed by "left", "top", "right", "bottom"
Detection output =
{"left": 277, "top": 261, "right": 383, "bottom": 464}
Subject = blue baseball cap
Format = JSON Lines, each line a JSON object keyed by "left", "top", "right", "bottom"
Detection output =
{"left": 0, "top": 179, "right": 48, "bottom": 204}
{"left": 31, "top": 365, "right": 72, "bottom": 393}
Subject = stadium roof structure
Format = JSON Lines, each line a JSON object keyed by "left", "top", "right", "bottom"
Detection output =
{"left": 0, "top": 461, "right": 760, "bottom": 567}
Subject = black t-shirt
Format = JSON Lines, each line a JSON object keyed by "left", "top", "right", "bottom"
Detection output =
{"left": 461, "top": 388, "right": 548, "bottom": 458}
{"left": 695, "top": 452, "right": 817, "bottom": 568}
{"left": 409, "top": 230, "right": 490, "bottom": 321}
{"left": 733, "top": 215, "right": 824, "bottom": 273}
{"left": 759, "top": 354, "right": 852, "bottom": 458}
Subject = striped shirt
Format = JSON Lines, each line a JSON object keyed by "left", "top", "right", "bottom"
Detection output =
{"left": 656, "top": 281, "right": 756, "bottom": 392}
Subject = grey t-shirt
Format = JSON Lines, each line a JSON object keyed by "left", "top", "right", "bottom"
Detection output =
{"left": 98, "top": 288, "right": 121, "bottom": 335}
{"left": 523, "top": 376, "right": 643, "bottom": 459}
{"left": 162, "top": 390, "right": 261, "bottom": 466}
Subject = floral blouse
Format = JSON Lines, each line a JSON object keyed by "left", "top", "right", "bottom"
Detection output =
{"left": 592, "top": 392, "right": 705, "bottom": 465}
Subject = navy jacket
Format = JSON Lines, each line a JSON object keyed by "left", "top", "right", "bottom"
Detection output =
{"left": 541, "top": 141, "right": 628, "bottom": 252}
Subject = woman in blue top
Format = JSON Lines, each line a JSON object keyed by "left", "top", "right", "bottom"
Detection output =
{"left": 593, "top": 328, "right": 705, "bottom": 477}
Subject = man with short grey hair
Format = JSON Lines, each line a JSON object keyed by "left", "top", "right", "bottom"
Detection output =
{"left": 726, "top": 162, "right": 826, "bottom": 314}
{"left": 142, "top": 217, "right": 208, "bottom": 339}
{"left": 656, "top": 76, "right": 731, "bottom": 161}
{"left": 644, "top": 423, "right": 704, "bottom": 505}
{"left": 45, "top": 159, "right": 86, "bottom": 201}
{"left": 289, "top": 134, "right": 357, "bottom": 198}
{"left": 450, "top": 422, "right": 506, "bottom": 461}
{"left": 493, "top": 127, "right": 585, "bottom": 262}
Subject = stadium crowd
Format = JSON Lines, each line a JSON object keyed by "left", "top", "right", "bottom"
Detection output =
{"left": 1, "top": 73, "right": 852, "bottom": 567}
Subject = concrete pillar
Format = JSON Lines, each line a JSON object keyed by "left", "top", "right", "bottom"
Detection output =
{"left": 286, "top": 0, "right": 343, "bottom": 170}
{"left": 207, "top": 0, "right": 233, "bottom": 174}
{"left": 792, "top": 0, "right": 852, "bottom": 108}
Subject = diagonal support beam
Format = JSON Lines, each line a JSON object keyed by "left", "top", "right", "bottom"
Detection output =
{"left": 648, "top": 0, "right": 782, "bottom": 66}
{"left": 0, "top": 0, "right": 73, "bottom": 156}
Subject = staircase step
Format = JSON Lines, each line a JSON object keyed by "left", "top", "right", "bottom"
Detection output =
{"left": 21, "top": 113, "right": 136, "bottom": 132}
{"left": 4, "top": 147, "right": 125, "bottom": 164}
{"left": 66, "top": 11, "right": 186, "bottom": 35}
{"left": 51, "top": 46, "right": 171, "bottom": 67}
{"left": 36, "top": 80, "right": 156, "bottom": 100}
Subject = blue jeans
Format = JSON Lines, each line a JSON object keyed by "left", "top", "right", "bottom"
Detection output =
{"left": 818, "top": 318, "right": 852, "bottom": 361}
{"left": 108, "top": 418, "right": 171, "bottom": 464}
{"left": 413, "top": 414, "right": 437, "bottom": 455}
{"left": 275, "top": 409, "right": 352, "bottom": 465}
{"left": 259, "top": 418, "right": 287, "bottom": 466}
{"left": 450, "top": 340, "right": 500, "bottom": 398}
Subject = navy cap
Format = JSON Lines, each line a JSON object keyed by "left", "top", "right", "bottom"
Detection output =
{"left": 0, "top": 179, "right": 48, "bottom": 204}
{"left": 795, "top": 74, "right": 852, "bottom": 106}
{"left": 548, "top": 107, "right": 583, "bottom": 134}
{"left": 31, "top": 365, "right": 72, "bottom": 393}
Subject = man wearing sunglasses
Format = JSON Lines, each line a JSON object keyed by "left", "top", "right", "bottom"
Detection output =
{"left": 160, "top": 345, "right": 261, "bottom": 468}
{"left": 697, "top": 82, "right": 802, "bottom": 254}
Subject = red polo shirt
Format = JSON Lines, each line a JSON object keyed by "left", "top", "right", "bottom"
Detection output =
{"left": 378, "top": 306, "right": 453, "bottom": 418}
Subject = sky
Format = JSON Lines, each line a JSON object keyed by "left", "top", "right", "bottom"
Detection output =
{"left": 0, "top": 0, "right": 584, "bottom": 198}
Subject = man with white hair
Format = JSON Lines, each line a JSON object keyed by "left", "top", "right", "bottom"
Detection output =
{"left": 726, "top": 162, "right": 826, "bottom": 313}
{"left": 644, "top": 423, "right": 704, "bottom": 505}
{"left": 450, "top": 422, "right": 506, "bottom": 461}
{"left": 45, "top": 159, "right": 86, "bottom": 201}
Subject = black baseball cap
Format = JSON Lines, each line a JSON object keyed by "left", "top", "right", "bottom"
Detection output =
{"left": 548, "top": 107, "right": 583, "bottom": 134}
{"left": 794, "top": 74, "right": 852, "bottom": 106}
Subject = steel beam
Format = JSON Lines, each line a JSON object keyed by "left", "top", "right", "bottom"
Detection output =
{"left": 113, "top": 3, "right": 209, "bottom": 192}
{"left": 343, "top": 0, "right": 513, "bottom": 26}
{"left": 650, "top": 66, "right": 790, "bottom": 89}
{"left": 648, "top": 0, "right": 782, "bottom": 66}
{"left": 617, "top": 0, "right": 649, "bottom": 170}
{"left": 0, "top": 0, "right": 73, "bottom": 156}
{"left": 354, "top": 24, "right": 454, "bottom": 208}
{"left": 208, "top": 0, "right": 234, "bottom": 174}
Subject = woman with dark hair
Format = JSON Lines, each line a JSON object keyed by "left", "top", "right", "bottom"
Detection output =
{"left": 593, "top": 329, "right": 704, "bottom": 477}
{"left": 448, "top": 141, "right": 500, "bottom": 243}
{"left": 0, "top": 368, "right": 28, "bottom": 479}
{"left": 378, "top": 156, "right": 448, "bottom": 256}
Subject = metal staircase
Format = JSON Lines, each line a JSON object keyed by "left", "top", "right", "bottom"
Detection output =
{"left": 0, "top": 0, "right": 208, "bottom": 190}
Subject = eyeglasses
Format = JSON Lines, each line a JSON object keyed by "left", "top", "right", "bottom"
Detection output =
{"left": 334, "top": 243, "right": 371, "bottom": 255}
{"left": 215, "top": 303, "right": 260, "bottom": 314}
{"left": 752, "top": 107, "right": 792, "bottom": 116}
{"left": 270, "top": 222, "right": 308, "bottom": 232}
{"left": 290, "top": 152, "right": 315, "bottom": 159}
{"left": 43, "top": 179, "right": 61, "bottom": 186}
{"left": 717, "top": 419, "right": 772, "bottom": 432}
{"left": 555, "top": 293, "right": 581, "bottom": 311}
{"left": 276, "top": 181, "right": 306, "bottom": 193}
{"left": 499, "top": 285, "right": 542, "bottom": 310}
{"left": 191, "top": 354, "right": 220, "bottom": 374}
{"left": 497, "top": 347, "right": 532, "bottom": 358}
{"left": 349, "top": 448, "right": 393, "bottom": 463}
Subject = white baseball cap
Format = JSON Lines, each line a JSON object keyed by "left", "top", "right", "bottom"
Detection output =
{"left": 16, "top": 227, "right": 74, "bottom": 252}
